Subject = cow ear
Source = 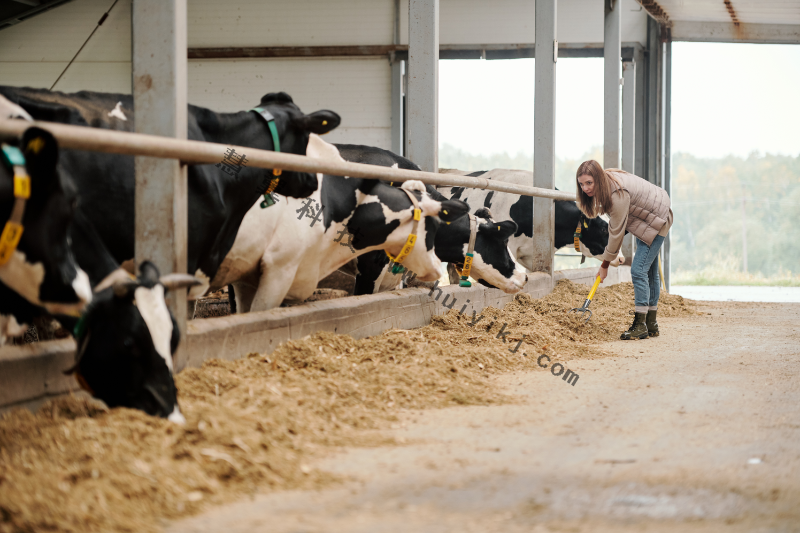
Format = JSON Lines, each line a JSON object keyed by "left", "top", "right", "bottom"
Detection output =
{"left": 21, "top": 127, "right": 59, "bottom": 188}
{"left": 160, "top": 273, "right": 202, "bottom": 292}
{"left": 437, "top": 199, "right": 469, "bottom": 222}
{"left": 112, "top": 279, "right": 139, "bottom": 299}
{"left": 474, "top": 207, "right": 493, "bottom": 220}
{"left": 479, "top": 220, "right": 517, "bottom": 240}
{"left": 295, "top": 110, "right": 341, "bottom": 135}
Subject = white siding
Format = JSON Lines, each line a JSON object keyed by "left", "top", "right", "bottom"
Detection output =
{"left": 188, "top": 58, "right": 392, "bottom": 149}
{"left": 0, "top": 0, "right": 131, "bottom": 93}
{"left": 187, "top": 0, "right": 395, "bottom": 47}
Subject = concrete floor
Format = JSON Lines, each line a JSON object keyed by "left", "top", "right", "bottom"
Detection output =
{"left": 671, "top": 285, "right": 800, "bottom": 303}
{"left": 168, "top": 300, "right": 800, "bottom": 533}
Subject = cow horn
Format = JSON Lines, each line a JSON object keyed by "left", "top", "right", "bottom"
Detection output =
{"left": 159, "top": 273, "right": 202, "bottom": 291}
{"left": 112, "top": 279, "right": 139, "bottom": 298}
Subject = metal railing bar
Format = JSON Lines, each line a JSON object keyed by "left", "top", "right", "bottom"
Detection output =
{"left": 0, "top": 118, "right": 577, "bottom": 201}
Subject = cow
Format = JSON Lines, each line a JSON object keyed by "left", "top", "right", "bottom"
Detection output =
{"left": 1, "top": 206, "right": 200, "bottom": 420}
{"left": 212, "top": 135, "right": 470, "bottom": 313}
{"left": 438, "top": 169, "right": 624, "bottom": 270}
{"left": 0, "top": 123, "right": 91, "bottom": 341}
{"left": 332, "top": 144, "right": 529, "bottom": 295}
{"left": 0, "top": 86, "right": 340, "bottom": 297}
{"left": 68, "top": 261, "right": 199, "bottom": 423}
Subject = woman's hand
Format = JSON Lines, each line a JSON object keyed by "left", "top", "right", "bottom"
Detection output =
{"left": 597, "top": 266, "right": 608, "bottom": 283}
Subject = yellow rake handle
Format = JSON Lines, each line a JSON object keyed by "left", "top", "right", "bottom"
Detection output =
{"left": 587, "top": 275, "right": 602, "bottom": 301}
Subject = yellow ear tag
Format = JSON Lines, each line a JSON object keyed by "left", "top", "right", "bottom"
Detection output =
{"left": 497, "top": 226, "right": 501, "bottom": 231}
{"left": 322, "top": 120, "right": 328, "bottom": 126}
{"left": 413, "top": 208, "right": 421, "bottom": 221}
{"left": 443, "top": 209, "right": 448, "bottom": 215}
{"left": 0, "top": 221, "right": 24, "bottom": 265}
{"left": 583, "top": 220, "right": 588, "bottom": 229}
{"left": 14, "top": 172, "right": 31, "bottom": 199}
{"left": 273, "top": 169, "right": 282, "bottom": 176}
{"left": 26, "top": 136, "right": 45, "bottom": 154}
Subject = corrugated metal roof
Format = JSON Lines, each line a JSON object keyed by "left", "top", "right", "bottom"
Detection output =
{"left": 641, "top": 0, "right": 800, "bottom": 25}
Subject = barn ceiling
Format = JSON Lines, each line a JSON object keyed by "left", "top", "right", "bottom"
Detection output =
{"left": 638, "top": 0, "right": 800, "bottom": 25}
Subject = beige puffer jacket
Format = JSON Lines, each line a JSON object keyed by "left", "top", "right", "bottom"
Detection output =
{"left": 600, "top": 171, "right": 673, "bottom": 262}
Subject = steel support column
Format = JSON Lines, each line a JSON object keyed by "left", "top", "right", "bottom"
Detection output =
{"left": 406, "top": 0, "right": 438, "bottom": 172}
{"left": 644, "top": 16, "right": 662, "bottom": 185}
{"left": 391, "top": 59, "right": 405, "bottom": 156}
{"left": 132, "top": 0, "right": 188, "bottom": 347}
{"left": 532, "top": 0, "right": 557, "bottom": 275}
{"left": 621, "top": 60, "right": 636, "bottom": 261}
{"left": 604, "top": 0, "right": 621, "bottom": 169}
{"left": 663, "top": 37, "right": 672, "bottom": 291}
{"left": 633, "top": 45, "right": 646, "bottom": 178}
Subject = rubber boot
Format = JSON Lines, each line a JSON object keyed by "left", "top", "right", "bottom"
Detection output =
{"left": 646, "top": 310, "right": 659, "bottom": 337}
{"left": 620, "top": 312, "right": 649, "bottom": 340}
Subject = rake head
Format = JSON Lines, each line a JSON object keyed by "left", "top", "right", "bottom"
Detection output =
{"left": 568, "top": 305, "right": 593, "bottom": 323}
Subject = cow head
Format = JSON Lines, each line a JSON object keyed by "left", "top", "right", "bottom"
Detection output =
{"left": 576, "top": 213, "right": 624, "bottom": 266}
{"left": 254, "top": 92, "right": 341, "bottom": 198}
{"left": 0, "top": 127, "right": 91, "bottom": 315}
{"left": 460, "top": 208, "right": 527, "bottom": 293}
{"left": 352, "top": 180, "right": 469, "bottom": 282}
{"left": 69, "top": 262, "right": 199, "bottom": 423}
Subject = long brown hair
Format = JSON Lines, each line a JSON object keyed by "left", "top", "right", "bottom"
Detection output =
{"left": 575, "top": 160, "right": 626, "bottom": 217}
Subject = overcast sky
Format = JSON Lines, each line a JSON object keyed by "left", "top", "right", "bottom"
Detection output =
{"left": 439, "top": 42, "right": 800, "bottom": 160}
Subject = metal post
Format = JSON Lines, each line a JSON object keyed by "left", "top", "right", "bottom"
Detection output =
{"left": 132, "top": 0, "right": 188, "bottom": 346}
{"left": 621, "top": 60, "right": 636, "bottom": 261}
{"left": 391, "top": 0, "right": 404, "bottom": 156}
{"left": 406, "top": 0, "right": 439, "bottom": 172}
{"left": 633, "top": 45, "right": 646, "bottom": 179}
{"left": 604, "top": 0, "right": 621, "bottom": 169}
{"left": 663, "top": 36, "right": 672, "bottom": 291}
{"left": 645, "top": 17, "right": 661, "bottom": 185}
{"left": 391, "top": 60, "right": 405, "bottom": 156}
{"left": 532, "top": 0, "right": 557, "bottom": 275}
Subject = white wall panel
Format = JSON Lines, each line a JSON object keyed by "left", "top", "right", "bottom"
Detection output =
{"left": 188, "top": 58, "right": 392, "bottom": 149}
{"left": 0, "top": 61, "right": 132, "bottom": 94}
{"left": 0, "top": 0, "right": 130, "bottom": 62}
{"left": 187, "top": 0, "right": 394, "bottom": 47}
{"left": 0, "top": 0, "right": 131, "bottom": 92}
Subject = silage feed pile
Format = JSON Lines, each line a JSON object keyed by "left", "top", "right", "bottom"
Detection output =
{"left": 0, "top": 280, "right": 696, "bottom": 533}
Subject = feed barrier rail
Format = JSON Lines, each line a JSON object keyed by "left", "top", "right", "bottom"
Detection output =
{"left": 0, "top": 118, "right": 576, "bottom": 201}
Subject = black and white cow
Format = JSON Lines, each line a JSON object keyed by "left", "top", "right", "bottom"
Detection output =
{"left": 212, "top": 135, "right": 470, "bottom": 312}
{"left": 438, "top": 169, "right": 624, "bottom": 269}
{"left": 69, "top": 261, "right": 198, "bottom": 422}
{"left": 2, "top": 206, "right": 199, "bottom": 420}
{"left": 332, "top": 144, "right": 528, "bottom": 295}
{"left": 0, "top": 123, "right": 91, "bottom": 341}
{"left": 0, "top": 86, "right": 340, "bottom": 297}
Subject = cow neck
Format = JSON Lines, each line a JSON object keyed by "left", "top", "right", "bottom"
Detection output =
{"left": 249, "top": 107, "right": 282, "bottom": 208}
{"left": 574, "top": 218, "right": 587, "bottom": 264}
{"left": 453, "top": 215, "right": 477, "bottom": 287}
{"left": 200, "top": 108, "right": 284, "bottom": 206}
{"left": 0, "top": 144, "right": 30, "bottom": 267}
{"left": 384, "top": 188, "right": 421, "bottom": 266}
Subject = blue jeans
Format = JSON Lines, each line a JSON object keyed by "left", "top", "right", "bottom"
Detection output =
{"left": 631, "top": 235, "right": 665, "bottom": 309}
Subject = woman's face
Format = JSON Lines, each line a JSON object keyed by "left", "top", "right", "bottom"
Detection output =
{"left": 578, "top": 174, "right": 595, "bottom": 197}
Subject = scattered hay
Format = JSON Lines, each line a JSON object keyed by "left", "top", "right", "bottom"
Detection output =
{"left": 0, "top": 280, "right": 696, "bottom": 533}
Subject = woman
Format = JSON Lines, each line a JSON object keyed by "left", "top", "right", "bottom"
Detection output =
{"left": 575, "top": 160, "right": 673, "bottom": 340}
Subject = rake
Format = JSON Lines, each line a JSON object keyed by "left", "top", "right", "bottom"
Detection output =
{"left": 568, "top": 275, "right": 602, "bottom": 323}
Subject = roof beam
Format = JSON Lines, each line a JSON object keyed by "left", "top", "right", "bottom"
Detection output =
{"left": 672, "top": 21, "right": 800, "bottom": 44}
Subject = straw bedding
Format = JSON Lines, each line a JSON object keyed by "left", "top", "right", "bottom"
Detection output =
{"left": 0, "top": 281, "right": 696, "bottom": 532}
